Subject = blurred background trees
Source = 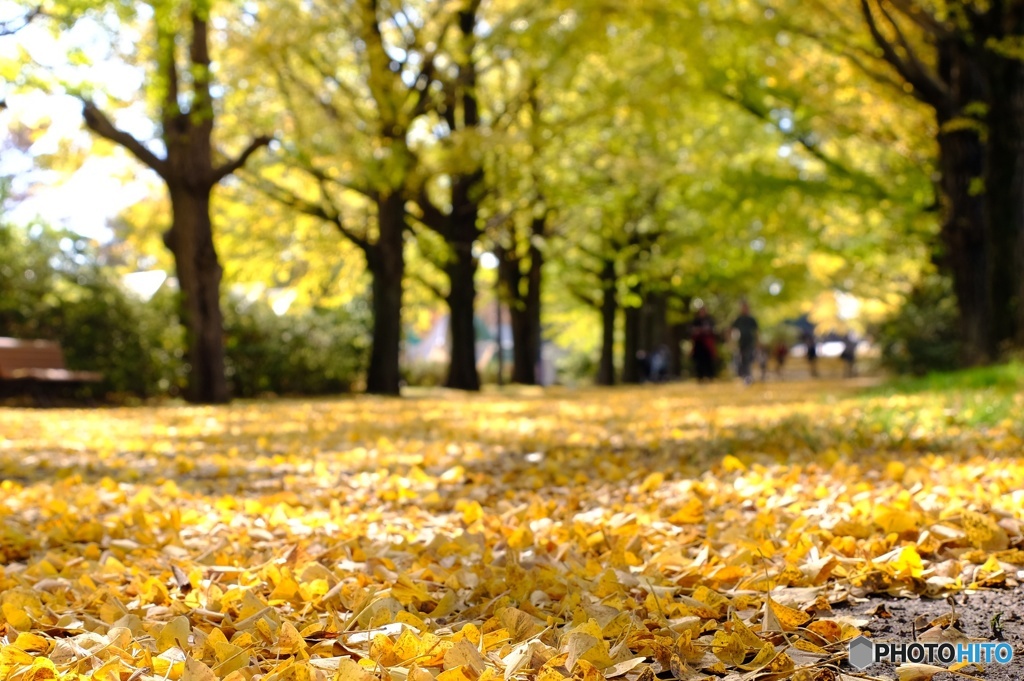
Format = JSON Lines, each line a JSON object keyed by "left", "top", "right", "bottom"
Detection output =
{"left": 2, "top": 0, "right": 1018, "bottom": 399}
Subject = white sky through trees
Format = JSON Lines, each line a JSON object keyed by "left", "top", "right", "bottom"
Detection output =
{"left": 1, "top": 2, "right": 155, "bottom": 240}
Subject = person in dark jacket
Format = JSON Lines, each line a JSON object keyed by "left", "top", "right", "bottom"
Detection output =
{"left": 731, "top": 301, "right": 759, "bottom": 384}
{"left": 691, "top": 307, "right": 717, "bottom": 382}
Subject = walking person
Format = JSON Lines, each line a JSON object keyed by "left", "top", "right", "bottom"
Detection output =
{"left": 772, "top": 339, "right": 788, "bottom": 379}
{"left": 731, "top": 301, "right": 759, "bottom": 385}
{"left": 802, "top": 329, "right": 818, "bottom": 378}
{"left": 841, "top": 333, "right": 857, "bottom": 378}
{"left": 649, "top": 345, "right": 669, "bottom": 383}
{"left": 635, "top": 350, "right": 650, "bottom": 383}
{"left": 690, "top": 307, "right": 717, "bottom": 383}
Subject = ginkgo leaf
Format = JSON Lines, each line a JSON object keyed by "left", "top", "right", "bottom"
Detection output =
{"left": 961, "top": 510, "right": 1010, "bottom": 551}
{"left": 21, "top": 656, "right": 58, "bottom": 681}
{"left": 603, "top": 657, "right": 646, "bottom": 678}
{"left": 805, "top": 620, "right": 842, "bottom": 643}
{"left": 674, "top": 630, "right": 705, "bottom": 665}
{"left": 710, "top": 631, "right": 745, "bottom": 666}
{"left": 12, "top": 632, "right": 52, "bottom": 654}
{"left": 737, "top": 642, "right": 777, "bottom": 671}
{"left": 729, "top": 613, "right": 765, "bottom": 650}
{"left": 183, "top": 656, "right": 218, "bottom": 681}
{"left": 0, "top": 381, "right": 1022, "bottom": 681}
{"left": 563, "top": 632, "right": 598, "bottom": 671}
{"left": 156, "top": 616, "right": 192, "bottom": 653}
{"left": 444, "top": 640, "right": 486, "bottom": 676}
{"left": 895, "top": 663, "right": 946, "bottom": 681}
{"left": 499, "top": 608, "right": 540, "bottom": 643}
{"left": 329, "top": 659, "right": 375, "bottom": 681}
{"left": 766, "top": 599, "right": 811, "bottom": 631}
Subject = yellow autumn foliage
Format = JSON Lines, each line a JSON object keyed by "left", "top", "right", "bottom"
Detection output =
{"left": 0, "top": 380, "right": 1021, "bottom": 681}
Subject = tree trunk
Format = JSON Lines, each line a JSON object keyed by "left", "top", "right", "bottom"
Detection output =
{"left": 167, "top": 187, "right": 229, "bottom": 404}
{"left": 621, "top": 290, "right": 642, "bottom": 384}
{"left": 597, "top": 260, "right": 617, "bottom": 386}
{"left": 937, "top": 126, "right": 992, "bottom": 365}
{"left": 445, "top": 239, "right": 480, "bottom": 390}
{"left": 985, "top": 53, "right": 1024, "bottom": 349}
{"left": 365, "top": 191, "right": 405, "bottom": 396}
{"left": 514, "top": 243, "right": 542, "bottom": 385}
{"left": 504, "top": 216, "right": 544, "bottom": 385}
{"left": 79, "top": 6, "right": 270, "bottom": 404}
{"left": 436, "top": 5, "right": 483, "bottom": 392}
{"left": 509, "top": 296, "right": 532, "bottom": 384}
{"left": 934, "top": 40, "right": 994, "bottom": 366}
{"left": 646, "top": 292, "right": 667, "bottom": 352}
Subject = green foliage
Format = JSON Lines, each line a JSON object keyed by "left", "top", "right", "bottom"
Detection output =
{"left": 878, "top": 362, "right": 1024, "bottom": 396}
{"left": 1, "top": 222, "right": 371, "bottom": 399}
{"left": 0, "top": 223, "right": 183, "bottom": 397}
{"left": 59, "top": 284, "right": 186, "bottom": 399}
{"left": 554, "top": 347, "right": 598, "bottom": 386}
{"left": 873, "top": 273, "right": 960, "bottom": 376}
{"left": 224, "top": 297, "right": 371, "bottom": 397}
{"left": 401, "top": 361, "right": 448, "bottom": 389}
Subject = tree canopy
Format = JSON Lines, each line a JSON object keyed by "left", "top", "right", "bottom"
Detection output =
{"left": 5, "top": 0, "right": 1023, "bottom": 395}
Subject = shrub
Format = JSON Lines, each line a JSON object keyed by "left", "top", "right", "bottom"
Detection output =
{"left": 0, "top": 224, "right": 182, "bottom": 397}
{"left": 873, "top": 273, "right": 960, "bottom": 376}
{"left": 224, "top": 296, "right": 370, "bottom": 397}
{"left": 1, "top": 222, "right": 370, "bottom": 398}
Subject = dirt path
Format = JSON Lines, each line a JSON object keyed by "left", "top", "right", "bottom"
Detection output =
{"left": 840, "top": 587, "right": 1024, "bottom": 679}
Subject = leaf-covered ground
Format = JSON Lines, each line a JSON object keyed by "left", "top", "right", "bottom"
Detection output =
{"left": 1, "top": 379, "right": 1023, "bottom": 681}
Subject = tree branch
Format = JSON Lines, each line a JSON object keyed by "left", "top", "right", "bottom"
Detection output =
{"left": 567, "top": 283, "right": 600, "bottom": 310}
{"left": 409, "top": 269, "right": 447, "bottom": 301}
{"left": 212, "top": 135, "right": 273, "bottom": 184}
{"left": 303, "top": 162, "right": 377, "bottom": 201}
{"left": 720, "top": 89, "right": 889, "bottom": 200}
{"left": 1, "top": 5, "right": 43, "bottom": 36}
{"left": 859, "top": 0, "right": 948, "bottom": 108}
{"left": 875, "top": 0, "right": 948, "bottom": 104}
{"left": 887, "top": 0, "right": 950, "bottom": 37}
{"left": 248, "top": 174, "right": 372, "bottom": 253}
{"left": 156, "top": 19, "right": 180, "bottom": 129}
{"left": 81, "top": 101, "right": 168, "bottom": 177}
{"left": 411, "top": 186, "right": 450, "bottom": 238}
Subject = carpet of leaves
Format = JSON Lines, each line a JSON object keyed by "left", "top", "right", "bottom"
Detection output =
{"left": 1, "top": 380, "right": 1023, "bottom": 681}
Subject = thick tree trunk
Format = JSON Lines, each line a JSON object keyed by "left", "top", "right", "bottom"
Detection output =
{"left": 645, "top": 292, "right": 667, "bottom": 352}
{"left": 437, "top": 6, "right": 483, "bottom": 392}
{"left": 936, "top": 125, "right": 992, "bottom": 365}
{"left": 931, "top": 37, "right": 993, "bottom": 366}
{"left": 80, "top": 7, "right": 270, "bottom": 404}
{"left": 365, "top": 191, "right": 405, "bottom": 396}
{"left": 509, "top": 301, "right": 532, "bottom": 385}
{"left": 669, "top": 322, "right": 686, "bottom": 378}
{"left": 597, "top": 260, "right": 617, "bottom": 386}
{"left": 167, "top": 187, "right": 229, "bottom": 404}
{"left": 985, "top": 54, "right": 1024, "bottom": 348}
{"left": 445, "top": 239, "right": 480, "bottom": 390}
{"left": 503, "top": 217, "right": 544, "bottom": 385}
{"left": 621, "top": 291, "right": 642, "bottom": 384}
{"left": 622, "top": 307, "right": 641, "bottom": 384}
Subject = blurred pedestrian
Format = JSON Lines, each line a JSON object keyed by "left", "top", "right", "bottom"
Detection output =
{"left": 691, "top": 307, "right": 717, "bottom": 382}
{"left": 841, "top": 333, "right": 857, "bottom": 378}
{"left": 772, "top": 339, "right": 788, "bottom": 378}
{"left": 636, "top": 350, "right": 650, "bottom": 383}
{"left": 731, "top": 301, "right": 759, "bottom": 384}
{"left": 650, "top": 345, "right": 669, "bottom": 383}
{"left": 802, "top": 329, "right": 818, "bottom": 378}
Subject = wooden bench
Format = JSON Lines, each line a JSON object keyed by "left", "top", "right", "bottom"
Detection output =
{"left": 0, "top": 338, "right": 103, "bottom": 395}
